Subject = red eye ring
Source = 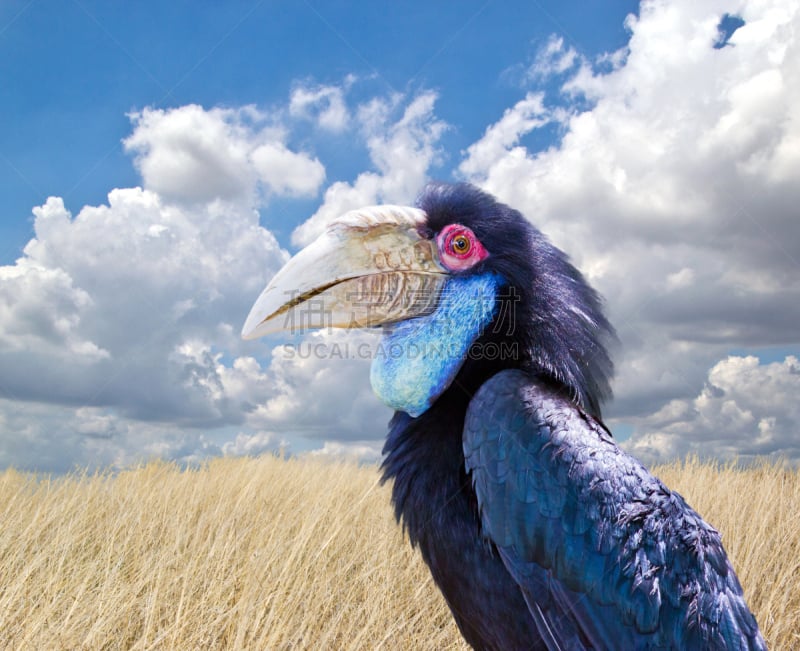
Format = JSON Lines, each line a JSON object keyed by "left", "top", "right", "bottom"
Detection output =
{"left": 436, "top": 224, "right": 489, "bottom": 271}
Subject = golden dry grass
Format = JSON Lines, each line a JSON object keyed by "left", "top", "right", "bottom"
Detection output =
{"left": 0, "top": 455, "right": 797, "bottom": 650}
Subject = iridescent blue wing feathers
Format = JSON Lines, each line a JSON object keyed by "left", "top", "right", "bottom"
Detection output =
{"left": 463, "top": 369, "right": 766, "bottom": 651}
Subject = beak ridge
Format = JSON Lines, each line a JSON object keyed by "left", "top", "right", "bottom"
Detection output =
{"left": 242, "top": 206, "right": 447, "bottom": 339}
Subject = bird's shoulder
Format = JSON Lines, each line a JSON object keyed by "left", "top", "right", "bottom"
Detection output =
{"left": 464, "top": 368, "right": 658, "bottom": 531}
{"left": 463, "top": 369, "right": 764, "bottom": 650}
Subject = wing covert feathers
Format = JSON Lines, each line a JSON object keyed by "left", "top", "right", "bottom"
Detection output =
{"left": 463, "top": 369, "right": 766, "bottom": 651}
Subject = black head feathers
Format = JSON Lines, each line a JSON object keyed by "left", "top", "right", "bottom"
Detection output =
{"left": 416, "top": 181, "right": 616, "bottom": 418}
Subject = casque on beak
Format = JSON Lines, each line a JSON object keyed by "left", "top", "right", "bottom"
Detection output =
{"left": 241, "top": 206, "right": 449, "bottom": 340}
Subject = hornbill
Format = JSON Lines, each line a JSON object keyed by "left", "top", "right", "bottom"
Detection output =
{"left": 242, "top": 182, "right": 766, "bottom": 650}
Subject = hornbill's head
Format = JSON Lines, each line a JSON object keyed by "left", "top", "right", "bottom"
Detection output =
{"left": 243, "top": 182, "right": 615, "bottom": 418}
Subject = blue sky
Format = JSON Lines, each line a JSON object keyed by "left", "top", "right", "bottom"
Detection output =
{"left": 1, "top": 0, "right": 799, "bottom": 472}
{"left": 1, "top": 0, "right": 636, "bottom": 260}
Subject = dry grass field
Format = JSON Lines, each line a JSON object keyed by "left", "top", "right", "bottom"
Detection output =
{"left": 0, "top": 455, "right": 797, "bottom": 650}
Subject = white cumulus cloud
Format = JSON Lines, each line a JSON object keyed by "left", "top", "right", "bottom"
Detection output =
{"left": 291, "top": 91, "right": 448, "bottom": 246}
{"left": 305, "top": 440, "right": 383, "bottom": 464}
{"left": 124, "top": 104, "right": 325, "bottom": 205}
{"left": 289, "top": 77, "right": 354, "bottom": 132}
{"left": 1, "top": 183, "right": 287, "bottom": 422}
{"left": 458, "top": 0, "right": 800, "bottom": 447}
{"left": 625, "top": 355, "right": 800, "bottom": 463}
{"left": 0, "top": 92, "right": 415, "bottom": 470}
{"left": 243, "top": 329, "right": 390, "bottom": 442}
{"left": 0, "top": 102, "right": 313, "bottom": 470}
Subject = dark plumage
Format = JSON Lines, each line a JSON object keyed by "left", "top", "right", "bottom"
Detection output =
{"left": 244, "top": 181, "right": 766, "bottom": 650}
{"left": 380, "top": 183, "right": 765, "bottom": 650}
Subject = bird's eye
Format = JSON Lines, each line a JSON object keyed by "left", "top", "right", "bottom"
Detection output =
{"left": 436, "top": 224, "right": 489, "bottom": 272}
{"left": 452, "top": 235, "right": 471, "bottom": 255}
